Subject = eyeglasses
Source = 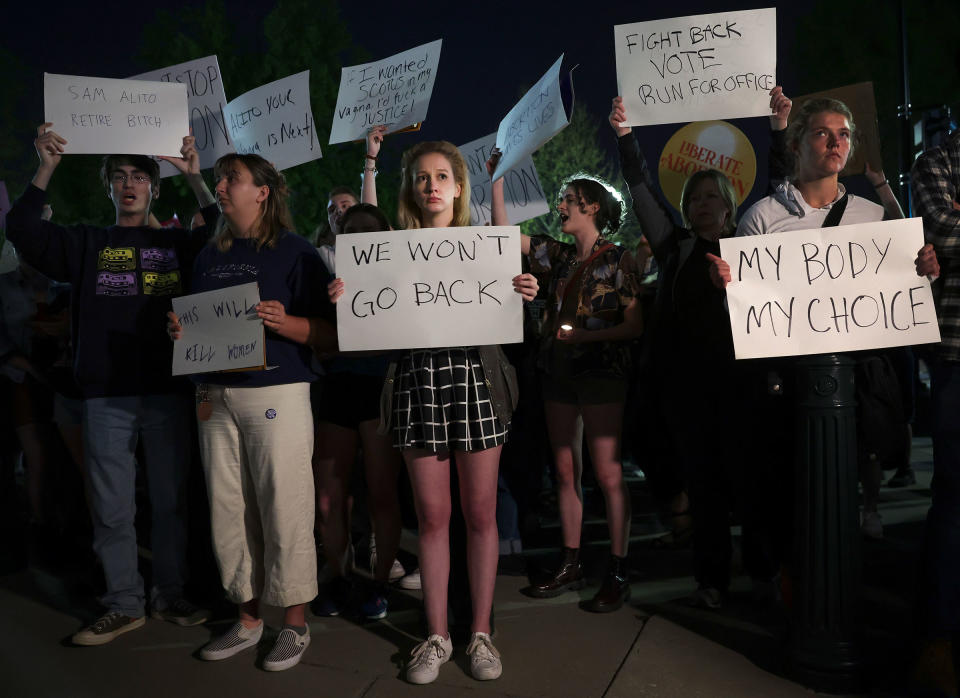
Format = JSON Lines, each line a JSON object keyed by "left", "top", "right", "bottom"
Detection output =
{"left": 111, "top": 174, "right": 151, "bottom": 185}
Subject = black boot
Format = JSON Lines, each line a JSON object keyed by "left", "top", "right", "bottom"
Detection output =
{"left": 528, "top": 546, "right": 585, "bottom": 598}
{"left": 585, "top": 553, "right": 630, "bottom": 613}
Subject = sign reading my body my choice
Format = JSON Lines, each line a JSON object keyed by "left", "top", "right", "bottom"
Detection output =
{"left": 329, "top": 39, "right": 442, "bottom": 145}
{"left": 720, "top": 218, "right": 941, "bottom": 360}
{"left": 336, "top": 226, "right": 524, "bottom": 351}
{"left": 131, "top": 56, "right": 234, "bottom": 178}
{"left": 171, "top": 282, "right": 265, "bottom": 376}
{"left": 43, "top": 73, "right": 189, "bottom": 156}
{"left": 223, "top": 70, "right": 320, "bottom": 171}
{"left": 614, "top": 8, "right": 776, "bottom": 127}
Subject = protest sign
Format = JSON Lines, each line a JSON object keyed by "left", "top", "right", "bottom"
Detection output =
{"left": 493, "top": 56, "right": 573, "bottom": 181}
{"left": 43, "top": 73, "right": 189, "bottom": 156}
{"left": 171, "top": 282, "right": 265, "bottom": 375}
{"left": 223, "top": 71, "right": 320, "bottom": 171}
{"left": 329, "top": 40, "right": 442, "bottom": 144}
{"left": 131, "top": 56, "right": 234, "bottom": 177}
{"left": 793, "top": 82, "right": 881, "bottom": 177}
{"left": 720, "top": 218, "right": 940, "bottom": 360}
{"left": 460, "top": 132, "right": 549, "bottom": 226}
{"left": 335, "top": 226, "right": 523, "bottom": 350}
{"left": 614, "top": 8, "right": 776, "bottom": 127}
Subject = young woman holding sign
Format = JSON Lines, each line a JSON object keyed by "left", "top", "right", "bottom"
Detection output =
{"left": 487, "top": 152, "right": 642, "bottom": 613}
{"left": 166, "top": 153, "right": 335, "bottom": 671}
{"left": 329, "top": 128, "right": 538, "bottom": 684}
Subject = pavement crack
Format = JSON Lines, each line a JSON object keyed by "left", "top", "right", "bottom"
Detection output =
{"left": 601, "top": 618, "right": 647, "bottom": 697}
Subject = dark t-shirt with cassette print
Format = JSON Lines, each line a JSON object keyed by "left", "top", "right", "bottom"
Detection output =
{"left": 6, "top": 184, "right": 219, "bottom": 398}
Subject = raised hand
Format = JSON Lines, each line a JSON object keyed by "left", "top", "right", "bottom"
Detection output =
{"left": 366, "top": 125, "right": 388, "bottom": 160}
{"left": 769, "top": 86, "right": 792, "bottom": 131}
{"left": 609, "top": 97, "right": 631, "bottom": 137}
{"left": 35, "top": 123, "right": 67, "bottom": 169}
{"left": 485, "top": 147, "right": 503, "bottom": 180}
{"left": 157, "top": 134, "right": 201, "bottom": 176}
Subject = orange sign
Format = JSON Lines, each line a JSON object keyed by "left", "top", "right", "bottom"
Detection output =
{"left": 657, "top": 120, "right": 757, "bottom": 211}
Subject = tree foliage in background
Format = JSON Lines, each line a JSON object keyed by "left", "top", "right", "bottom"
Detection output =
{"left": 522, "top": 104, "right": 642, "bottom": 250}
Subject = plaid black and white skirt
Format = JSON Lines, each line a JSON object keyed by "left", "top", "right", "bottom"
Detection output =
{"left": 393, "top": 347, "right": 509, "bottom": 452}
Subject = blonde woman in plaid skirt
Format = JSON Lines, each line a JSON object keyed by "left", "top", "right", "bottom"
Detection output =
{"left": 328, "top": 128, "right": 538, "bottom": 684}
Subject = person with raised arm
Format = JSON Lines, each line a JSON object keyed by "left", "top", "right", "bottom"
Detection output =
{"left": 166, "top": 152, "right": 335, "bottom": 671}
{"left": 486, "top": 140, "right": 643, "bottom": 612}
{"left": 5, "top": 126, "right": 215, "bottom": 645}
{"left": 329, "top": 128, "right": 538, "bottom": 685}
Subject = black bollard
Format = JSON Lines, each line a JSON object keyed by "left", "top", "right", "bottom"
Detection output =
{"left": 789, "top": 353, "right": 862, "bottom": 692}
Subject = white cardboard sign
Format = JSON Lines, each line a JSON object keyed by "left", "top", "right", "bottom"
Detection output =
{"left": 171, "top": 282, "right": 265, "bottom": 375}
{"left": 43, "top": 73, "right": 189, "bottom": 156}
{"left": 329, "top": 39, "right": 442, "bottom": 144}
{"left": 222, "top": 70, "right": 320, "bottom": 171}
{"left": 459, "top": 132, "right": 550, "bottom": 226}
{"left": 493, "top": 55, "right": 570, "bottom": 181}
{"left": 335, "top": 226, "right": 523, "bottom": 350}
{"left": 720, "top": 218, "right": 941, "bottom": 359}
{"left": 615, "top": 8, "right": 777, "bottom": 127}
{"left": 131, "top": 55, "right": 234, "bottom": 178}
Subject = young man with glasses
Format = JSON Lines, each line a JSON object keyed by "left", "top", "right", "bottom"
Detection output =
{"left": 7, "top": 124, "right": 218, "bottom": 645}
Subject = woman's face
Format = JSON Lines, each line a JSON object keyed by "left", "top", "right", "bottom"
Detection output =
{"left": 796, "top": 111, "right": 852, "bottom": 179}
{"left": 556, "top": 186, "right": 598, "bottom": 235}
{"left": 686, "top": 178, "right": 729, "bottom": 235}
{"left": 214, "top": 160, "right": 267, "bottom": 217}
{"left": 412, "top": 152, "right": 461, "bottom": 218}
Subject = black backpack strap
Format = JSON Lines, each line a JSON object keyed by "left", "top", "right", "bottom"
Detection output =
{"left": 821, "top": 193, "right": 849, "bottom": 228}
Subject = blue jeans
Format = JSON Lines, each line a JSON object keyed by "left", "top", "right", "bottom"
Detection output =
{"left": 922, "top": 358, "right": 960, "bottom": 634}
{"left": 83, "top": 394, "right": 190, "bottom": 617}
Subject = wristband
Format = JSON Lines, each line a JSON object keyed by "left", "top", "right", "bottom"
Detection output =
{"left": 365, "top": 154, "right": 377, "bottom": 162}
{"left": 873, "top": 179, "right": 890, "bottom": 190}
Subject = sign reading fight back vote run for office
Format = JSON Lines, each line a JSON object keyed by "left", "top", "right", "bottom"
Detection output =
{"left": 720, "top": 219, "right": 941, "bottom": 360}
{"left": 614, "top": 8, "right": 776, "bottom": 127}
{"left": 223, "top": 71, "right": 320, "bottom": 171}
{"left": 44, "top": 73, "right": 189, "bottom": 157}
{"left": 171, "top": 282, "right": 266, "bottom": 376}
{"left": 329, "top": 40, "right": 442, "bottom": 145}
{"left": 131, "top": 56, "right": 234, "bottom": 178}
{"left": 335, "top": 226, "right": 524, "bottom": 351}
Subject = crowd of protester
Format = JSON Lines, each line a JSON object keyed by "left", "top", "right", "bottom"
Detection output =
{"left": 2, "top": 79, "right": 958, "bottom": 692}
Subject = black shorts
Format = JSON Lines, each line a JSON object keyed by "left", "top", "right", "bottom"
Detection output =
{"left": 315, "top": 372, "right": 384, "bottom": 430}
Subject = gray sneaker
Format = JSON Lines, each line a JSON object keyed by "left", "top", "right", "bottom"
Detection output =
{"left": 398, "top": 567, "right": 422, "bottom": 590}
{"left": 151, "top": 598, "right": 209, "bottom": 626}
{"left": 72, "top": 611, "right": 145, "bottom": 646}
{"left": 406, "top": 634, "right": 452, "bottom": 684}
{"left": 263, "top": 626, "right": 311, "bottom": 671}
{"left": 200, "top": 621, "right": 263, "bottom": 661}
{"left": 466, "top": 631, "right": 502, "bottom": 681}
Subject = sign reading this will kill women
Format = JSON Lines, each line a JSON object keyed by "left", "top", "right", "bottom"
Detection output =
{"left": 720, "top": 218, "right": 941, "bottom": 360}
{"left": 171, "top": 282, "right": 265, "bottom": 375}
{"left": 43, "top": 73, "right": 189, "bottom": 156}
{"left": 336, "top": 226, "right": 523, "bottom": 350}
{"left": 615, "top": 8, "right": 776, "bottom": 126}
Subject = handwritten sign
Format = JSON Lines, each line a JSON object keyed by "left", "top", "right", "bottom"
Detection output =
{"left": 493, "top": 55, "right": 571, "bottom": 181}
{"left": 329, "top": 40, "right": 442, "bottom": 145}
{"left": 131, "top": 55, "right": 234, "bottom": 178}
{"left": 459, "top": 132, "right": 549, "bottom": 226}
{"left": 335, "top": 226, "right": 523, "bottom": 350}
{"left": 171, "top": 282, "right": 265, "bottom": 375}
{"left": 615, "top": 8, "right": 776, "bottom": 127}
{"left": 43, "top": 73, "right": 189, "bottom": 156}
{"left": 222, "top": 71, "right": 320, "bottom": 171}
{"left": 720, "top": 218, "right": 940, "bottom": 359}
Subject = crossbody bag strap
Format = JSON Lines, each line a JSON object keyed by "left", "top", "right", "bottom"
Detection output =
{"left": 821, "top": 193, "right": 849, "bottom": 228}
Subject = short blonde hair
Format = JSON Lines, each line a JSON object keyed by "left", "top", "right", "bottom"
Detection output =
{"left": 786, "top": 98, "right": 857, "bottom": 171}
{"left": 397, "top": 141, "right": 471, "bottom": 229}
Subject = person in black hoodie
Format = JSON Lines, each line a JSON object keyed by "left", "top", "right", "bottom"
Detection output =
{"left": 7, "top": 124, "right": 217, "bottom": 645}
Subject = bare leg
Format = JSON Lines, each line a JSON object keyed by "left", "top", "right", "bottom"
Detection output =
{"left": 581, "top": 402, "right": 630, "bottom": 557}
{"left": 359, "top": 418, "right": 402, "bottom": 583}
{"left": 283, "top": 602, "right": 306, "bottom": 627}
{"left": 239, "top": 598, "right": 260, "bottom": 628}
{"left": 406, "top": 449, "right": 452, "bottom": 638}
{"left": 544, "top": 402, "right": 584, "bottom": 549}
{"left": 455, "top": 446, "right": 502, "bottom": 635}
{"left": 315, "top": 421, "right": 358, "bottom": 576}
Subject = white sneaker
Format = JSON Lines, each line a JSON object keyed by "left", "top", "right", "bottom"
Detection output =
{"left": 862, "top": 511, "right": 883, "bottom": 540}
{"left": 406, "top": 634, "right": 452, "bottom": 684}
{"left": 369, "top": 534, "right": 406, "bottom": 582}
{"left": 466, "top": 631, "right": 502, "bottom": 681}
{"left": 263, "top": 626, "right": 310, "bottom": 671}
{"left": 398, "top": 567, "right": 422, "bottom": 590}
{"left": 200, "top": 621, "right": 263, "bottom": 661}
